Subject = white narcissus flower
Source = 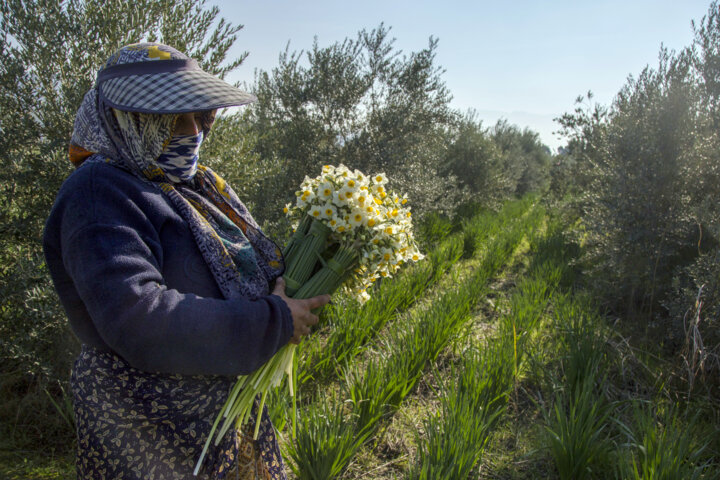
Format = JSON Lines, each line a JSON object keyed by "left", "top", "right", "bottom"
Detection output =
{"left": 336, "top": 164, "right": 351, "bottom": 178}
{"left": 343, "top": 177, "right": 360, "bottom": 190}
{"left": 358, "top": 289, "right": 371, "bottom": 303}
{"left": 372, "top": 172, "right": 387, "bottom": 185}
{"left": 321, "top": 203, "right": 337, "bottom": 219}
{"left": 356, "top": 190, "right": 372, "bottom": 207}
{"left": 308, "top": 205, "right": 323, "bottom": 219}
{"left": 338, "top": 185, "right": 356, "bottom": 202}
{"left": 330, "top": 216, "right": 349, "bottom": 233}
{"left": 301, "top": 188, "right": 316, "bottom": 203}
{"left": 349, "top": 210, "right": 365, "bottom": 228}
{"left": 331, "top": 191, "right": 345, "bottom": 208}
{"left": 317, "top": 181, "right": 334, "bottom": 200}
{"left": 410, "top": 249, "right": 425, "bottom": 262}
{"left": 354, "top": 170, "right": 368, "bottom": 185}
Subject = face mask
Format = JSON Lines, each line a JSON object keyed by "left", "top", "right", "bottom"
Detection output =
{"left": 156, "top": 131, "right": 204, "bottom": 183}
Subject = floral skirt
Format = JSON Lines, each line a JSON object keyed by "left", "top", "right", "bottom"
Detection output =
{"left": 71, "top": 344, "right": 286, "bottom": 479}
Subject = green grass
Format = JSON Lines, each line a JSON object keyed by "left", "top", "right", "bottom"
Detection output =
{"left": 617, "top": 403, "right": 718, "bottom": 480}
{"left": 0, "top": 452, "right": 74, "bottom": 480}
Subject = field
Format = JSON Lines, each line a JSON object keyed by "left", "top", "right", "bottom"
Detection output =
{"left": 5, "top": 196, "right": 716, "bottom": 480}
{"left": 272, "top": 197, "right": 719, "bottom": 479}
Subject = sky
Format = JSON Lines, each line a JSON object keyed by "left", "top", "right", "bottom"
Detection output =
{"left": 210, "top": 0, "right": 713, "bottom": 151}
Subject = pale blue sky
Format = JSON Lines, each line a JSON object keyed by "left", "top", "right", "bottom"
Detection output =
{"left": 211, "top": 0, "right": 713, "bottom": 151}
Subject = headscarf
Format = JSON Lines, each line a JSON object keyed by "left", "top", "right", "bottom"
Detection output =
{"left": 68, "top": 49, "right": 284, "bottom": 301}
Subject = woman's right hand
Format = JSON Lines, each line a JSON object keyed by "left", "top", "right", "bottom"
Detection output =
{"left": 272, "top": 277, "right": 331, "bottom": 344}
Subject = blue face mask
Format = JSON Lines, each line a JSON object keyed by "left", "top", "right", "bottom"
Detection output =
{"left": 156, "top": 131, "right": 204, "bottom": 183}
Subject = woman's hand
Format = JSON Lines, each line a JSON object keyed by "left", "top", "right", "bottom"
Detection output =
{"left": 272, "top": 277, "right": 331, "bottom": 344}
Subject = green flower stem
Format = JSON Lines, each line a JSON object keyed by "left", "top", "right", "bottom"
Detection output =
{"left": 283, "top": 217, "right": 332, "bottom": 296}
{"left": 294, "top": 246, "right": 358, "bottom": 299}
{"left": 282, "top": 215, "right": 312, "bottom": 258}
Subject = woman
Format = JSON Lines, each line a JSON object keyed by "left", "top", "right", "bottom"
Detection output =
{"left": 43, "top": 43, "right": 328, "bottom": 479}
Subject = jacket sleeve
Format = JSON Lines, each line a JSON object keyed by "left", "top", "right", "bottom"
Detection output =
{"left": 56, "top": 165, "right": 294, "bottom": 376}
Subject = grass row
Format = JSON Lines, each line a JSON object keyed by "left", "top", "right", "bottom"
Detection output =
{"left": 406, "top": 215, "right": 566, "bottom": 479}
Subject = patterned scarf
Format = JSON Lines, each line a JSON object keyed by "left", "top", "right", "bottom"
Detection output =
{"left": 156, "top": 131, "right": 203, "bottom": 182}
{"left": 69, "top": 88, "right": 284, "bottom": 301}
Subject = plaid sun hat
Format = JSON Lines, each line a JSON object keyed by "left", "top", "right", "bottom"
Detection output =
{"left": 97, "top": 43, "right": 256, "bottom": 114}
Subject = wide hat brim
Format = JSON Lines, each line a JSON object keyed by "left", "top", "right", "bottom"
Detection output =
{"left": 97, "top": 59, "right": 256, "bottom": 114}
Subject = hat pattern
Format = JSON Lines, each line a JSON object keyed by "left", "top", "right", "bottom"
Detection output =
{"left": 97, "top": 43, "right": 256, "bottom": 114}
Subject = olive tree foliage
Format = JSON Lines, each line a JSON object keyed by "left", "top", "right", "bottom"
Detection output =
{"left": 244, "top": 24, "right": 464, "bottom": 234}
{"left": 0, "top": 0, "right": 248, "bottom": 448}
{"left": 201, "top": 111, "right": 282, "bottom": 213}
{"left": 490, "top": 119, "right": 552, "bottom": 197}
{"left": 444, "top": 112, "right": 513, "bottom": 211}
{"left": 556, "top": 2, "right": 720, "bottom": 348}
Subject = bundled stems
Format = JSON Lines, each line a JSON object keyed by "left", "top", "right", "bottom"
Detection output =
{"left": 283, "top": 217, "right": 331, "bottom": 296}
{"left": 294, "top": 245, "right": 358, "bottom": 299}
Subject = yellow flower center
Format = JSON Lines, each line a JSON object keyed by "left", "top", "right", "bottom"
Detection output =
{"left": 368, "top": 218, "right": 376, "bottom": 227}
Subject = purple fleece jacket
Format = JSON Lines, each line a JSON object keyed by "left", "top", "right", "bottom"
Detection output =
{"left": 43, "top": 160, "right": 293, "bottom": 376}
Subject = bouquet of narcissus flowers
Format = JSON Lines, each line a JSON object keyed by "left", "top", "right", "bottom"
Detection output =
{"left": 194, "top": 164, "right": 423, "bottom": 475}
{"left": 284, "top": 163, "right": 424, "bottom": 302}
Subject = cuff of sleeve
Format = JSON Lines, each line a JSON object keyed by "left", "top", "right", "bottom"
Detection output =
{"left": 268, "top": 294, "right": 294, "bottom": 344}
